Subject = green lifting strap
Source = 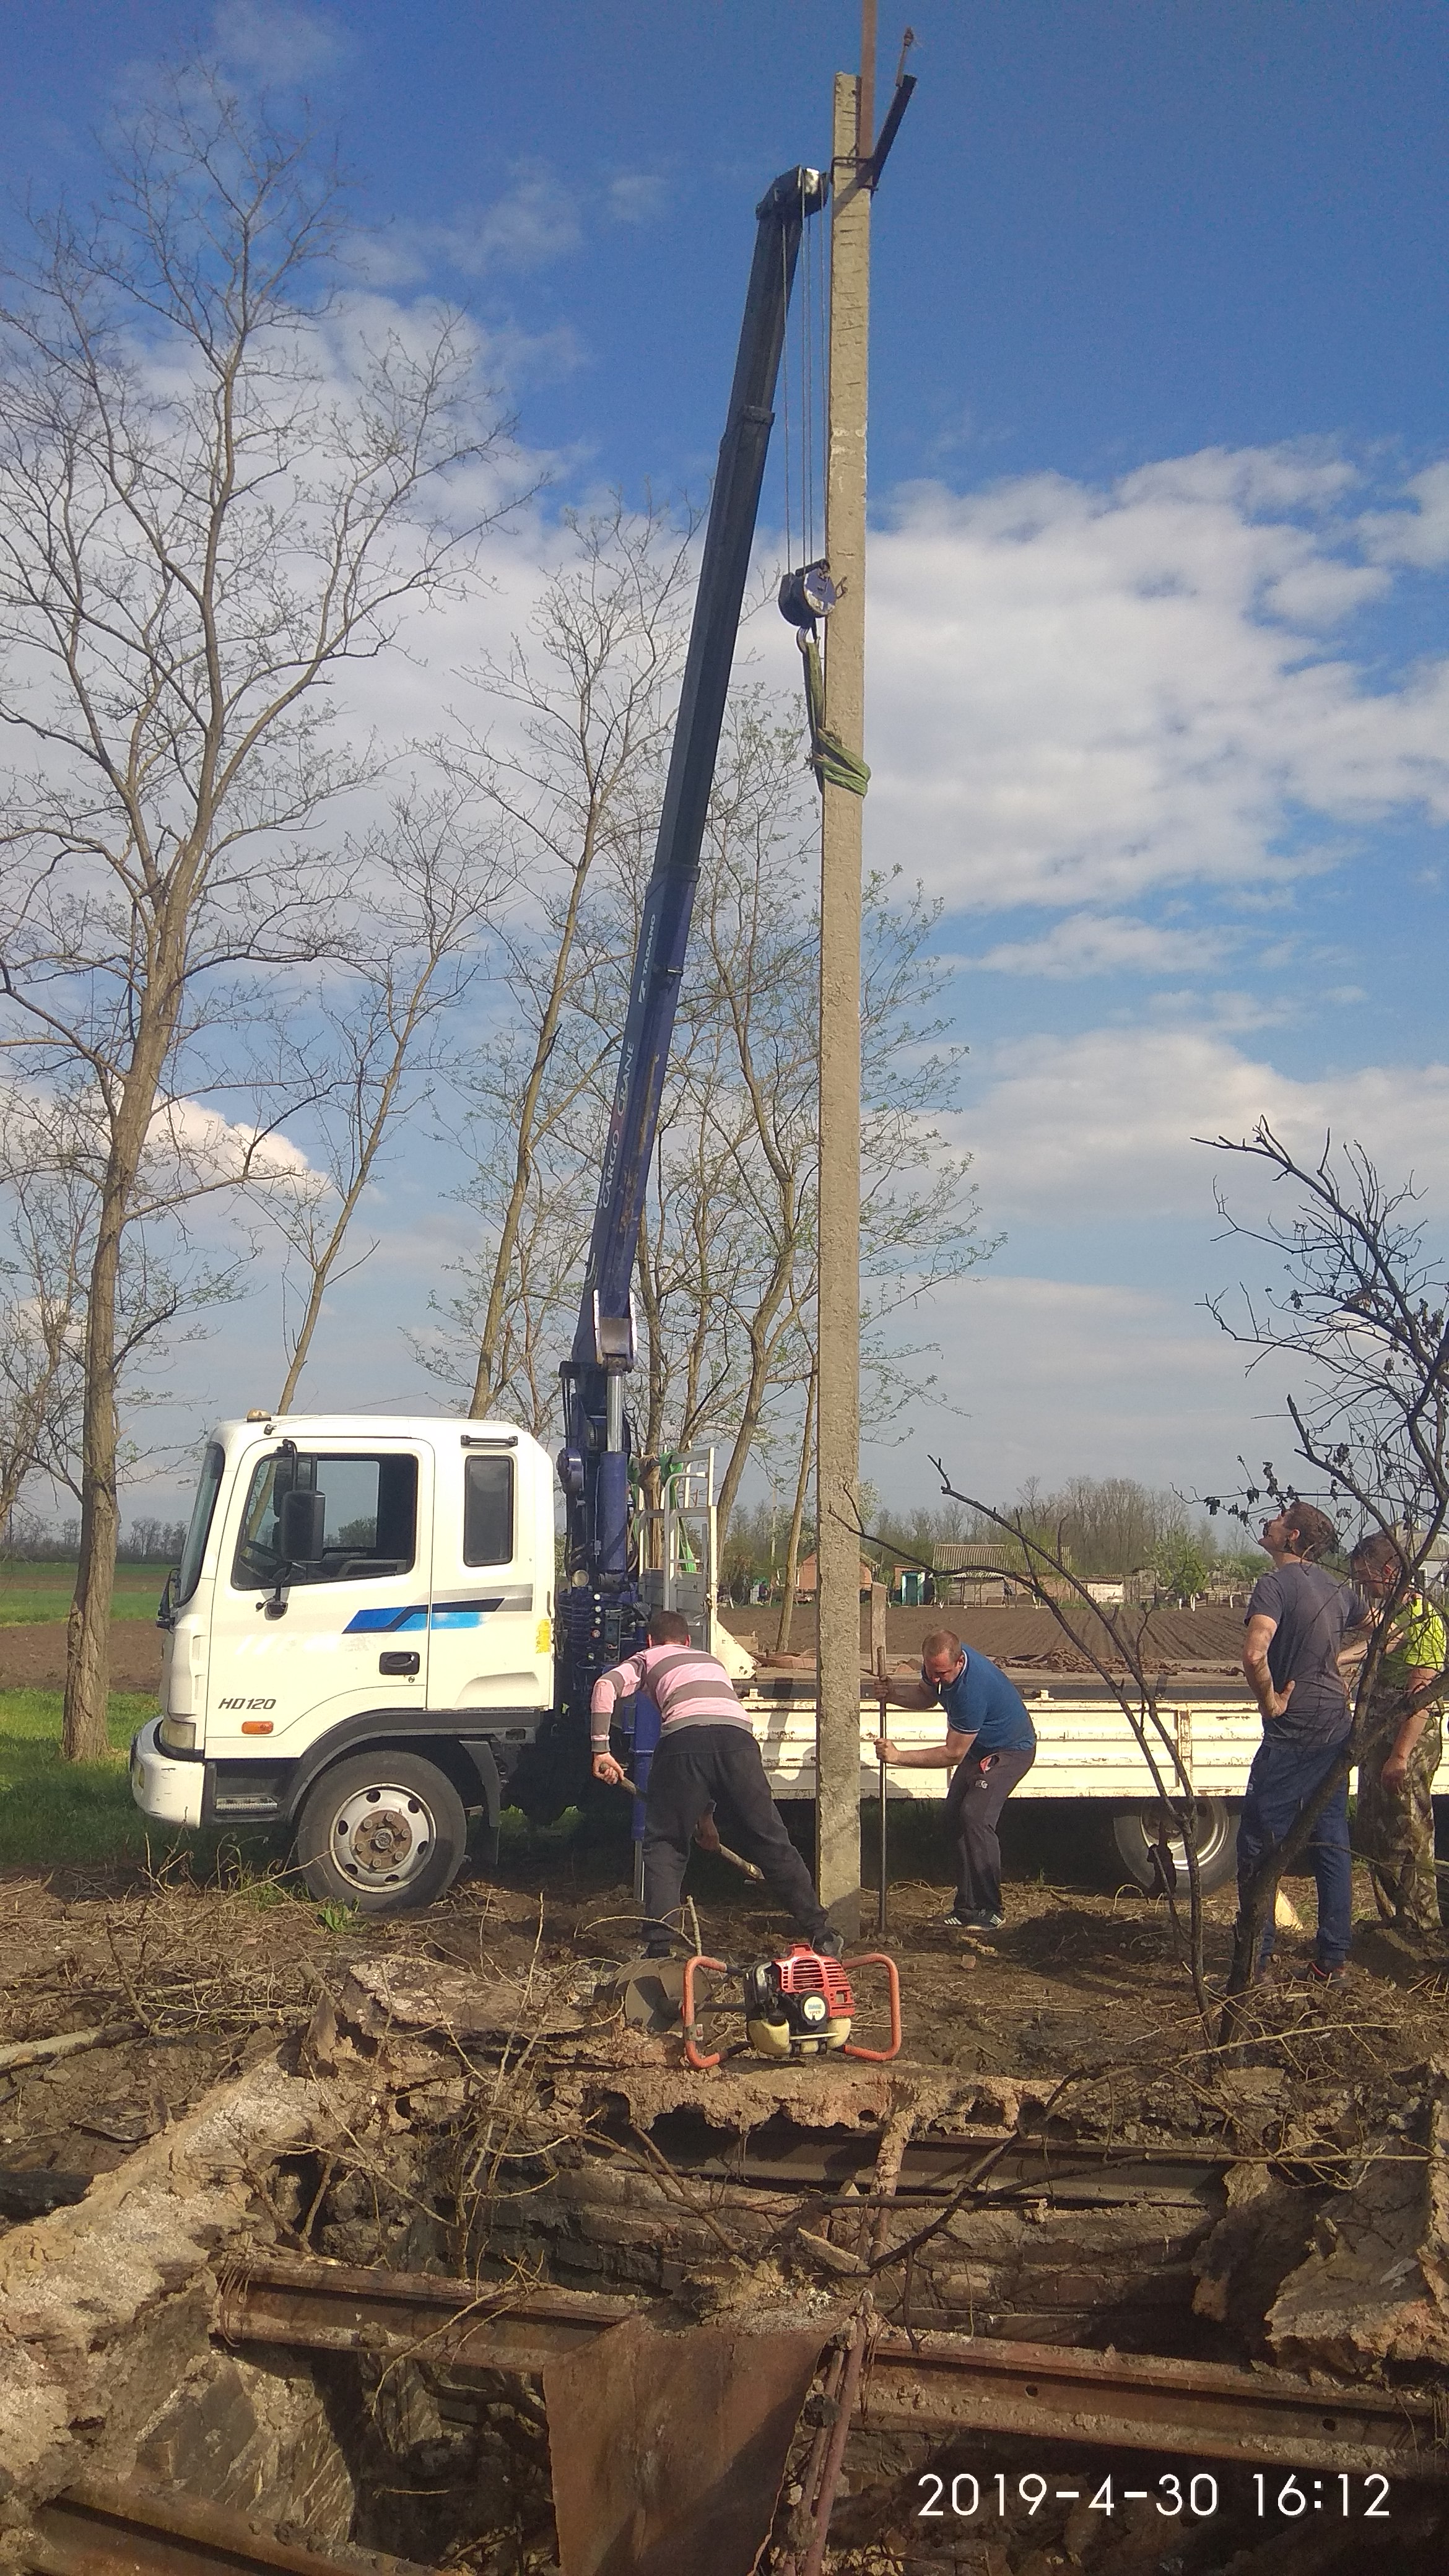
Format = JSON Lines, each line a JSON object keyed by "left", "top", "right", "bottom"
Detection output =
{"left": 798, "top": 632, "right": 871, "bottom": 798}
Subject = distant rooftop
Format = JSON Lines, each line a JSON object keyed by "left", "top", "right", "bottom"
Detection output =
{"left": 933, "top": 1541, "right": 1021, "bottom": 1573}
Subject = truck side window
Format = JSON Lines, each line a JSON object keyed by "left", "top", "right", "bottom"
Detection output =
{"left": 463, "top": 1455, "right": 513, "bottom": 1566}
{"left": 231, "top": 1452, "right": 419, "bottom": 1589}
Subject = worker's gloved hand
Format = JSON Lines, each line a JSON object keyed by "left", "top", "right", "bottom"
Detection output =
{"left": 692, "top": 1809, "right": 722, "bottom": 1852}
{"left": 592, "top": 1751, "right": 626, "bottom": 1786}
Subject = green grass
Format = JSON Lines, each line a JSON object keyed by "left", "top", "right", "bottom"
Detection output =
{"left": 0, "top": 1686, "right": 299, "bottom": 1887}
{"left": 0, "top": 1686, "right": 157, "bottom": 1866}
{"left": 0, "top": 1560, "right": 167, "bottom": 1627}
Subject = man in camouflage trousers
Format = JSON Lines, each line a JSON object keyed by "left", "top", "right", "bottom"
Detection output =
{"left": 1349, "top": 1534, "right": 1447, "bottom": 1939}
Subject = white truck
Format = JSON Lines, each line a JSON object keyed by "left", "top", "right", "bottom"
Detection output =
{"left": 131, "top": 1414, "right": 1260, "bottom": 1911}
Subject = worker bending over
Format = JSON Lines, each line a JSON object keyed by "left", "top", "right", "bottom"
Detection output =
{"left": 591, "top": 1610, "right": 841, "bottom": 1960}
{"left": 872, "top": 1628, "right": 1037, "bottom": 1931}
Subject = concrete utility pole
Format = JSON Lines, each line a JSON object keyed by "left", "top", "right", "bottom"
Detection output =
{"left": 814, "top": 22, "right": 875, "bottom": 1938}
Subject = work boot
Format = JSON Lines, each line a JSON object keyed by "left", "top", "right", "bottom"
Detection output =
{"left": 815, "top": 1926, "right": 845, "bottom": 1959}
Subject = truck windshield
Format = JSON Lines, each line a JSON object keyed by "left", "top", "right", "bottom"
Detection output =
{"left": 176, "top": 1443, "right": 225, "bottom": 1604}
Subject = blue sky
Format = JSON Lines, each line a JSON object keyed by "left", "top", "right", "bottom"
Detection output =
{"left": 6, "top": 1, "right": 1449, "bottom": 1516}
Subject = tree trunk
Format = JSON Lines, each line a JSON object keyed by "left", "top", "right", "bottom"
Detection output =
{"left": 63, "top": 970, "right": 181, "bottom": 1761}
{"left": 774, "top": 1370, "right": 816, "bottom": 1656}
{"left": 63, "top": 1178, "right": 124, "bottom": 1760}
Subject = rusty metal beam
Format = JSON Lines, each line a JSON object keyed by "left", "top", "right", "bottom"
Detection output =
{"left": 861, "top": 2330, "right": 1444, "bottom": 2478}
{"left": 219, "top": 2252, "right": 640, "bottom": 2375}
{"left": 25, "top": 2476, "right": 432, "bottom": 2575}
{"left": 600, "top": 2118, "right": 1391, "bottom": 2202}
{"left": 639, "top": 2128, "right": 1232, "bottom": 2204}
{"left": 220, "top": 2255, "right": 1447, "bottom": 2481}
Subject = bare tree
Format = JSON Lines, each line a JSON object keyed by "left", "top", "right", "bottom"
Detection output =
{"left": 267, "top": 783, "right": 510, "bottom": 1410}
{"left": 1204, "top": 1120, "right": 1449, "bottom": 2030}
{"left": 0, "top": 1083, "right": 215, "bottom": 1536}
{"left": 459, "top": 498, "right": 697, "bottom": 1417}
{"left": 0, "top": 1111, "right": 89, "bottom": 1531}
{"left": 0, "top": 63, "right": 517, "bottom": 1753}
{"left": 570, "top": 700, "right": 989, "bottom": 1542}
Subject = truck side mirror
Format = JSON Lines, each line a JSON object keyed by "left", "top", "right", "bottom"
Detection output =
{"left": 279, "top": 1487, "right": 326, "bottom": 1567}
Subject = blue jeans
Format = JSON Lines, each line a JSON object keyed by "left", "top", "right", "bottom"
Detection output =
{"left": 1236, "top": 1733, "right": 1352, "bottom": 1969}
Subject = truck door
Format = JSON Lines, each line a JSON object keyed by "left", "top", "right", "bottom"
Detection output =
{"left": 429, "top": 1440, "right": 549, "bottom": 1712}
{"left": 206, "top": 1440, "right": 432, "bottom": 1755}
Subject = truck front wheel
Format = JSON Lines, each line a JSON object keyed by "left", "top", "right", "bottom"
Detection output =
{"left": 296, "top": 1752, "right": 467, "bottom": 1913}
{"left": 1106, "top": 1797, "right": 1239, "bottom": 1897}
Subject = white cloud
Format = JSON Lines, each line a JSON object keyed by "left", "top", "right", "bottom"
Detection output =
{"left": 962, "top": 913, "right": 1234, "bottom": 980}
{"left": 444, "top": 166, "right": 582, "bottom": 276}
{"left": 349, "top": 169, "right": 583, "bottom": 293}
{"left": 211, "top": 1, "right": 347, "bottom": 82}
{"left": 961, "top": 1026, "right": 1449, "bottom": 1224}
{"left": 864, "top": 1272, "right": 1262, "bottom": 1502}
{"left": 146, "top": 1100, "right": 322, "bottom": 1195}
{"left": 864, "top": 447, "right": 1449, "bottom": 910}
{"left": 607, "top": 173, "right": 668, "bottom": 225}
{"left": 1359, "top": 463, "right": 1449, "bottom": 568}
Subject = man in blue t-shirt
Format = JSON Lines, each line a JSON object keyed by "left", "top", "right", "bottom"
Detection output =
{"left": 872, "top": 1628, "right": 1037, "bottom": 1932}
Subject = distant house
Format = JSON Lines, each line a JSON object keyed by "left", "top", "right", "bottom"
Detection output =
{"left": 932, "top": 1541, "right": 1021, "bottom": 1606}
{"left": 793, "top": 1556, "right": 874, "bottom": 1599}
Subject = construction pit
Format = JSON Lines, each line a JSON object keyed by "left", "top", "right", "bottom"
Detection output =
{"left": 3, "top": 1849, "right": 1449, "bottom": 2576}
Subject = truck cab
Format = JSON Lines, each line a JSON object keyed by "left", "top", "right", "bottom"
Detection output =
{"left": 131, "top": 1413, "right": 555, "bottom": 1909}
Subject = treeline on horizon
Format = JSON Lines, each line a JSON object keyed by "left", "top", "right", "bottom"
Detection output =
{"left": 721, "top": 1474, "right": 1270, "bottom": 1595}
{"left": 1, "top": 1514, "right": 188, "bottom": 1566}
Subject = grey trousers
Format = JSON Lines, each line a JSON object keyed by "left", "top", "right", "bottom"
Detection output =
{"left": 944, "top": 1743, "right": 1036, "bottom": 1915}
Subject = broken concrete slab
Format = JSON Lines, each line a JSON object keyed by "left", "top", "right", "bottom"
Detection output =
{"left": 1193, "top": 2162, "right": 1318, "bottom": 2347}
{"left": 0, "top": 2058, "right": 352, "bottom": 2535}
{"left": 1268, "top": 2065, "right": 1449, "bottom": 2373}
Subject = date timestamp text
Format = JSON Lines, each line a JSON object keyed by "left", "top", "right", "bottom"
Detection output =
{"left": 917, "top": 2471, "right": 1391, "bottom": 2522}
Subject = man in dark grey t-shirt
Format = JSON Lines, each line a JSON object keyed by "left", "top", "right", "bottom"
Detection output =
{"left": 1245, "top": 1554, "right": 1367, "bottom": 1744}
{"left": 1237, "top": 1503, "right": 1368, "bottom": 1982}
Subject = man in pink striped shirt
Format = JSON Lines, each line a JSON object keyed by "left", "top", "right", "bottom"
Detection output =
{"left": 592, "top": 1609, "right": 840, "bottom": 1958}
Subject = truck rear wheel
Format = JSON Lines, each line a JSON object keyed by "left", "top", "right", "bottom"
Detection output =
{"left": 295, "top": 1752, "right": 466, "bottom": 1913}
{"left": 1106, "top": 1797, "right": 1239, "bottom": 1896}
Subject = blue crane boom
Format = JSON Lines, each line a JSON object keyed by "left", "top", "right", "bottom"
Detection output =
{"left": 552, "top": 162, "right": 827, "bottom": 1773}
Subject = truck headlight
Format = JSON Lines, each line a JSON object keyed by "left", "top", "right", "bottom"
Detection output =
{"left": 159, "top": 1716, "right": 198, "bottom": 1754}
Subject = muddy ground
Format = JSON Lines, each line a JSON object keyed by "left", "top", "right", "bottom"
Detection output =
{"left": 0, "top": 1602, "right": 1252, "bottom": 1695}
{"left": 4, "top": 1817, "right": 1449, "bottom": 2576}
{"left": 2, "top": 1812, "right": 1443, "bottom": 2198}
{"left": 0, "top": 1615, "right": 165, "bottom": 1691}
